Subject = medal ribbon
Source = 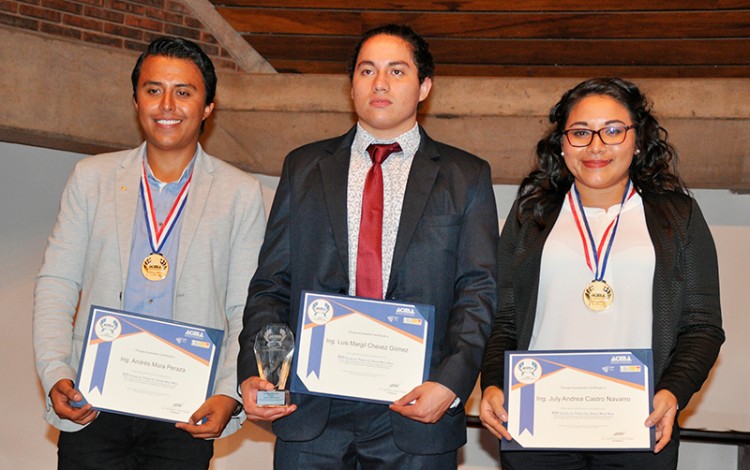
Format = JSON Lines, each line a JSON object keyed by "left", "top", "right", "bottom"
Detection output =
{"left": 140, "top": 162, "right": 192, "bottom": 255}
{"left": 567, "top": 181, "right": 635, "bottom": 282}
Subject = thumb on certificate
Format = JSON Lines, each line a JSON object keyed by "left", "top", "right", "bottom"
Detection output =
{"left": 392, "top": 387, "right": 420, "bottom": 406}
{"left": 54, "top": 379, "right": 82, "bottom": 402}
{"left": 180, "top": 403, "right": 207, "bottom": 427}
{"left": 176, "top": 396, "right": 234, "bottom": 438}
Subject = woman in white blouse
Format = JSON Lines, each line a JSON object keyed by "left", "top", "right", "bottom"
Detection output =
{"left": 479, "top": 78, "right": 724, "bottom": 470}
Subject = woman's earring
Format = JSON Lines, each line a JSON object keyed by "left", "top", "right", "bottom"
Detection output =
{"left": 635, "top": 149, "right": 641, "bottom": 155}
{"left": 561, "top": 151, "right": 565, "bottom": 156}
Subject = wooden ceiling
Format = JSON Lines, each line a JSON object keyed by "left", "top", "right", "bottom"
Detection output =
{"left": 211, "top": 0, "right": 750, "bottom": 78}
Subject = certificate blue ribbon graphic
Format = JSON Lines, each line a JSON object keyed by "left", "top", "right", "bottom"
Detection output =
{"left": 519, "top": 383, "right": 535, "bottom": 435}
{"left": 307, "top": 326, "right": 325, "bottom": 378}
{"left": 89, "top": 341, "right": 112, "bottom": 393}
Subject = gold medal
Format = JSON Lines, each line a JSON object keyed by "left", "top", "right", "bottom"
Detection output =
{"left": 138, "top": 160, "right": 191, "bottom": 283}
{"left": 583, "top": 280, "right": 614, "bottom": 312}
{"left": 142, "top": 253, "right": 169, "bottom": 281}
{"left": 570, "top": 182, "right": 633, "bottom": 314}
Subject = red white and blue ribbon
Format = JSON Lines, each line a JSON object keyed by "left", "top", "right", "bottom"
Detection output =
{"left": 567, "top": 181, "right": 635, "bottom": 283}
{"left": 140, "top": 161, "right": 192, "bottom": 255}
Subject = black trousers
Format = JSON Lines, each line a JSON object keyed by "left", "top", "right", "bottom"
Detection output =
{"left": 57, "top": 412, "right": 213, "bottom": 470}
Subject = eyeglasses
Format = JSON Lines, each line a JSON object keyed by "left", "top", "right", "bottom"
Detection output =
{"left": 562, "top": 125, "right": 636, "bottom": 147}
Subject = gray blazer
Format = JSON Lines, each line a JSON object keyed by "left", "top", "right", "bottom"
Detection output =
{"left": 33, "top": 143, "right": 266, "bottom": 435}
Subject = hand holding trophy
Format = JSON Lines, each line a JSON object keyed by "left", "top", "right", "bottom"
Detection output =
{"left": 254, "top": 323, "right": 294, "bottom": 407}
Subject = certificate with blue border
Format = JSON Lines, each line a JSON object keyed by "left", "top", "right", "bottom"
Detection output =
{"left": 290, "top": 291, "right": 434, "bottom": 404}
{"left": 74, "top": 305, "right": 223, "bottom": 423}
{"left": 503, "top": 349, "right": 655, "bottom": 451}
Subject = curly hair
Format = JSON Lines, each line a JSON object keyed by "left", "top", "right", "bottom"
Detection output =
{"left": 518, "top": 77, "right": 687, "bottom": 225}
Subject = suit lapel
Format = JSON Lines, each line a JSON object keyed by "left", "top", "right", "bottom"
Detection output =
{"left": 115, "top": 145, "right": 145, "bottom": 290}
{"left": 318, "top": 130, "right": 355, "bottom": 271}
{"left": 388, "top": 129, "right": 440, "bottom": 291}
{"left": 175, "top": 146, "right": 213, "bottom": 285}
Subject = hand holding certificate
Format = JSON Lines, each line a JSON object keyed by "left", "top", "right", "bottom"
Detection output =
{"left": 74, "top": 306, "right": 223, "bottom": 423}
{"left": 291, "top": 292, "right": 434, "bottom": 404}
{"left": 503, "top": 350, "right": 655, "bottom": 451}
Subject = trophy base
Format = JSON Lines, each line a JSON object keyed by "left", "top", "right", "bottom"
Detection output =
{"left": 257, "top": 390, "right": 290, "bottom": 407}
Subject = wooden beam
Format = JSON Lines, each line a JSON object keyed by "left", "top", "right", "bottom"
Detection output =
{"left": 182, "top": 0, "right": 276, "bottom": 74}
{"left": 212, "top": 0, "right": 750, "bottom": 12}
{"left": 218, "top": 9, "right": 750, "bottom": 39}
{"left": 242, "top": 35, "right": 750, "bottom": 67}
{"left": 261, "top": 60, "right": 750, "bottom": 79}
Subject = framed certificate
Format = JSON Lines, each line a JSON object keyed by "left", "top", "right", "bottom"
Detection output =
{"left": 290, "top": 291, "right": 434, "bottom": 404}
{"left": 74, "top": 305, "right": 223, "bottom": 423}
{"left": 503, "top": 349, "right": 655, "bottom": 451}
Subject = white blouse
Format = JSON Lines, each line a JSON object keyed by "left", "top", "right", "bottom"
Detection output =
{"left": 529, "top": 189, "right": 655, "bottom": 350}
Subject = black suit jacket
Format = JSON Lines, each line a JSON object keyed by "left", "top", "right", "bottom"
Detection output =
{"left": 238, "top": 126, "right": 498, "bottom": 454}
{"left": 481, "top": 190, "right": 724, "bottom": 410}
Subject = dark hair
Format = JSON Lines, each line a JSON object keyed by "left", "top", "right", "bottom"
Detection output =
{"left": 347, "top": 24, "right": 434, "bottom": 84}
{"left": 517, "top": 77, "right": 687, "bottom": 225}
{"left": 131, "top": 36, "right": 216, "bottom": 106}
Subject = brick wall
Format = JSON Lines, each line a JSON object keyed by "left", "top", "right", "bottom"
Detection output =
{"left": 0, "top": 0, "right": 240, "bottom": 71}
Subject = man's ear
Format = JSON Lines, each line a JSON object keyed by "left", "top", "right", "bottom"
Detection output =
{"left": 419, "top": 77, "right": 432, "bottom": 103}
{"left": 203, "top": 102, "right": 215, "bottom": 121}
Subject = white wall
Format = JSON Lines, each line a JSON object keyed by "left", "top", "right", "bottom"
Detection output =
{"left": 1, "top": 142, "right": 745, "bottom": 468}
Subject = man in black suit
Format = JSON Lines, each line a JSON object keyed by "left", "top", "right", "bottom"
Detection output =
{"left": 238, "top": 24, "right": 498, "bottom": 469}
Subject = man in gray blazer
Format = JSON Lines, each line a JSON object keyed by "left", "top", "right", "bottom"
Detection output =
{"left": 33, "top": 37, "right": 265, "bottom": 468}
{"left": 238, "top": 24, "right": 498, "bottom": 468}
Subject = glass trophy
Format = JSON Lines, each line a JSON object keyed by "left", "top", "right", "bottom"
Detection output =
{"left": 254, "top": 323, "right": 294, "bottom": 407}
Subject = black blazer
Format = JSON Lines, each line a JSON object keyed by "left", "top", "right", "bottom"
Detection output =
{"left": 238, "top": 127, "right": 498, "bottom": 454}
{"left": 481, "top": 190, "right": 724, "bottom": 410}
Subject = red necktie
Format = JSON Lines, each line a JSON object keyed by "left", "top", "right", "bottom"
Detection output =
{"left": 356, "top": 142, "right": 402, "bottom": 299}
